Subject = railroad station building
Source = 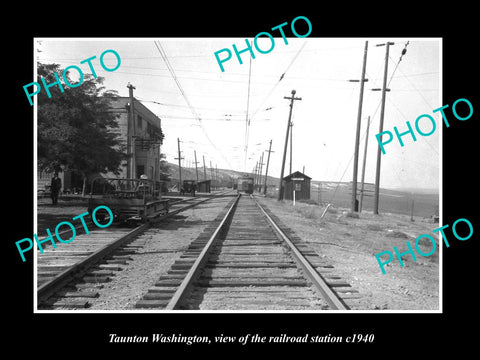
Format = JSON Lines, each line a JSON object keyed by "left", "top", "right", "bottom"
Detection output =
{"left": 107, "top": 96, "right": 164, "bottom": 181}
{"left": 282, "top": 171, "right": 311, "bottom": 201}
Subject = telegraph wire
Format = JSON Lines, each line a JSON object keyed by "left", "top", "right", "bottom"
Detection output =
{"left": 153, "top": 41, "right": 233, "bottom": 169}
{"left": 386, "top": 97, "right": 439, "bottom": 155}
{"left": 249, "top": 41, "right": 308, "bottom": 122}
{"left": 243, "top": 41, "right": 307, "bottom": 172}
{"left": 328, "top": 41, "right": 411, "bottom": 204}
{"left": 135, "top": 96, "right": 247, "bottom": 114}
{"left": 394, "top": 66, "right": 436, "bottom": 109}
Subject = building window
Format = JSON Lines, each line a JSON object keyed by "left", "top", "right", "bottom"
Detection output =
{"left": 137, "top": 165, "right": 145, "bottom": 177}
{"left": 137, "top": 115, "right": 143, "bottom": 129}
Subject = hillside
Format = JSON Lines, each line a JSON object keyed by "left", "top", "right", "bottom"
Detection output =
{"left": 310, "top": 181, "right": 439, "bottom": 218}
{"left": 162, "top": 162, "right": 278, "bottom": 188}
{"left": 163, "top": 162, "right": 439, "bottom": 217}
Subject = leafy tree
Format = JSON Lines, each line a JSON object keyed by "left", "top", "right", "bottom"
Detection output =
{"left": 37, "top": 63, "right": 126, "bottom": 194}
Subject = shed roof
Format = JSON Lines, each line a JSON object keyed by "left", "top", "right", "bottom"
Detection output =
{"left": 283, "top": 171, "right": 312, "bottom": 181}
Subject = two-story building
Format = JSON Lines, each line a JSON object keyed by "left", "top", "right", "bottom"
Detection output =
{"left": 37, "top": 96, "right": 164, "bottom": 196}
{"left": 107, "top": 96, "right": 164, "bottom": 181}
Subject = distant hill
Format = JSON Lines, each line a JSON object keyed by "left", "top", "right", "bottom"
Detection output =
{"left": 162, "top": 162, "right": 439, "bottom": 217}
{"left": 309, "top": 180, "right": 438, "bottom": 217}
{"left": 385, "top": 186, "right": 439, "bottom": 194}
{"left": 162, "top": 162, "right": 278, "bottom": 188}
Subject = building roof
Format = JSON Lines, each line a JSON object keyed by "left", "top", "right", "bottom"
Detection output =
{"left": 282, "top": 171, "right": 312, "bottom": 181}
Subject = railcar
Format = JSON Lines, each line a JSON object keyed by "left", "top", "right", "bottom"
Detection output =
{"left": 237, "top": 176, "right": 254, "bottom": 194}
{"left": 180, "top": 180, "right": 196, "bottom": 196}
{"left": 88, "top": 177, "right": 169, "bottom": 225}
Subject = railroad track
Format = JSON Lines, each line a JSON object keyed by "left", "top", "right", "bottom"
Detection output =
{"left": 37, "top": 193, "right": 231, "bottom": 309}
{"left": 135, "top": 194, "right": 353, "bottom": 311}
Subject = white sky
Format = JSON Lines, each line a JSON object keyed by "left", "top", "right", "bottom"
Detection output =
{"left": 36, "top": 37, "right": 441, "bottom": 191}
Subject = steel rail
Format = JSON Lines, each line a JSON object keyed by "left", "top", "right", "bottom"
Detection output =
{"left": 37, "top": 193, "right": 230, "bottom": 304}
{"left": 252, "top": 196, "right": 349, "bottom": 310}
{"left": 152, "top": 192, "right": 233, "bottom": 222}
{"left": 165, "top": 194, "right": 241, "bottom": 310}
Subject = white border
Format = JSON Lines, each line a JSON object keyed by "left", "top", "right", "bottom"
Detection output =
{"left": 33, "top": 37, "right": 442, "bottom": 314}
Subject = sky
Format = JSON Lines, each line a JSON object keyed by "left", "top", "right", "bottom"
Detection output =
{"left": 35, "top": 37, "right": 441, "bottom": 191}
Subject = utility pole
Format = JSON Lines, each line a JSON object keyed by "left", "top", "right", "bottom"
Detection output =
{"left": 351, "top": 40, "right": 369, "bottom": 213}
{"left": 258, "top": 152, "right": 264, "bottom": 193}
{"left": 373, "top": 41, "right": 394, "bottom": 215}
{"left": 175, "top": 138, "right": 184, "bottom": 192}
{"left": 263, "top": 139, "right": 273, "bottom": 195}
{"left": 216, "top": 164, "right": 218, "bottom": 189}
{"left": 289, "top": 121, "right": 293, "bottom": 175}
{"left": 210, "top": 161, "right": 214, "bottom": 190}
{"left": 203, "top": 155, "right": 207, "bottom": 181}
{"left": 127, "top": 83, "right": 136, "bottom": 179}
{"left": 278, "top": 90, "right": 302, "bottom": 201}
{"left": 253, "top": 161, "right": 258, "bottom": 191}
{"left": 359, "top": 116, "right": 371, "bottom": 213}
{"left": 194, "top": 150, "right": 199, "bottom": 182}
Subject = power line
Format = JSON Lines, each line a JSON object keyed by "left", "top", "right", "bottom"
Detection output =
{"left": 158, "top": 115, "right": 271, "bottom": 122}
{"left": 328, "top": 42, "right": 404, "bottom": 206}
{"left": 278, "top": 90, "right": 302, "bottom": 201}
{"left": 394, "top": 66, "right": 437, "bottom": 109}
{"left": 153, "top": 41, "right": 233, "bottom": 169}
{"left": 369, "top": 40, "right": 438, "bottom": 156}
{"left": 113, "top": 70, "right": 281, "bottom": 85}
{"left": 386, "top": 41, "right": 409, "bottom": 88}
{"left": 250, "top": 41, "right": 308, "bottom": 122}
{"left": 373, "top": 41, "right": 395, "bottom": 214}
{"left": 136, "top": 97, "right": 246, "bottom": 114}
{"left": 365, "top": 42, "right": 412, "bottom": 142}
{"left": 119, "top": 64, "right": 373, "bottom": 81}
{"left": 243, "top": 41, "right": 307, "bottom": 172}
{"left": 351, "top": 40, "right": 368, "bottom": 212}
{"left": 280, "top": 41, "right": 308, "bottom": 82}
{"left": 154, "top": 42, "right": 199, "bottom": 118}
{"left": 386, "top": 97, "right": 439, "bottom": 155}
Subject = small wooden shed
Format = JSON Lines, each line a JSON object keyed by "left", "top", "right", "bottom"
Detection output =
{"left": 282, "top": 171, "right": 311, "bottom": 201}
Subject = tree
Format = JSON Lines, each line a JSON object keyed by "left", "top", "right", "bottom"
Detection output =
{"left": 159, "top": 153, "right": 171, "bottom": 192}
{"left": 37, "top": 63, "right": 126, "bottom": 194}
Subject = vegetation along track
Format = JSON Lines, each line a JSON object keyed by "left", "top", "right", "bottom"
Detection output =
{"left": 37, "top": 193, "right": 227, "bottom": 309}
{"left": 136, "top": 194, "right": 356, "bottom": 311}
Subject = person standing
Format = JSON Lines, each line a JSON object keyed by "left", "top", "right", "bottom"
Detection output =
{"left": 50, "top": 173, "right": 62, "bottom": 205}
